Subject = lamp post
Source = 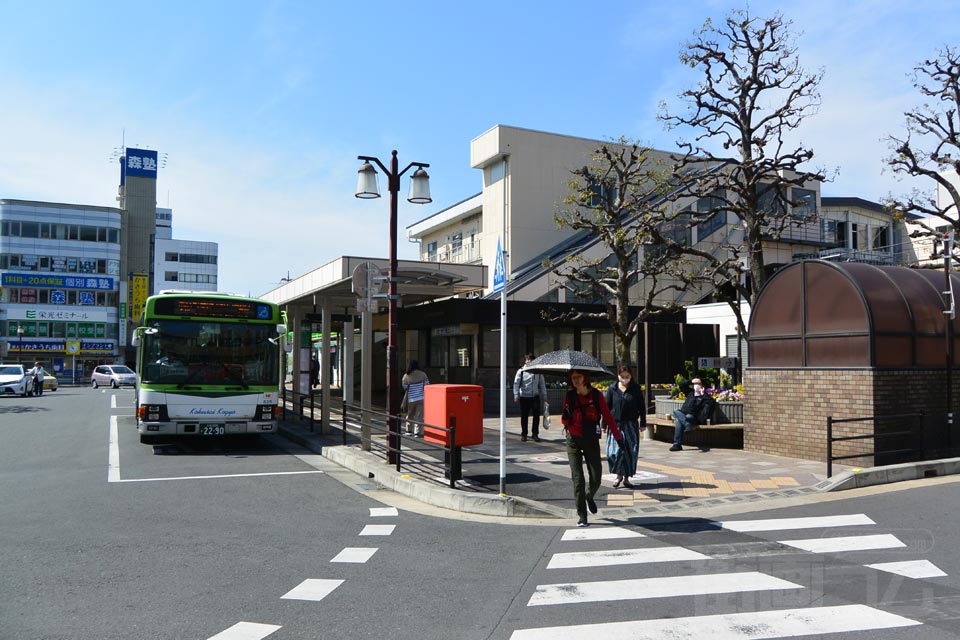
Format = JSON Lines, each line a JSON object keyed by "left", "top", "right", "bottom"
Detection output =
{"left": 355, "top": 151, "right": 431, "bottom": 463}
{"left": 17, "top": 323, "right": 24, "bottom": 365}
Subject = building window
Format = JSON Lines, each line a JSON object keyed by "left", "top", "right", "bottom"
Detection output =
{"left": 589, "top": 180, "right": 617, "bottom": 208}
{"left": 486, "top": 159, "right": 505, "bottom": 185}
{"left": 165, "top": 252, "right": 179, "bottom": 261}
{"left": 852, "top": 223, "right": 869, "bottom": 250}
{"left": 696, "top": 211, "right": 725, "bottom": 240}
{"left": 873, "top": 225, "right": 890, "bottom": 251}
{"left": 426, "top": 241, "right": 437, "bottom": 261}
{"left": 791, "top": 188, "right": 817, "bottom": 219}
{"left": 757, "top": 183, "right": 787, "bottom": 215}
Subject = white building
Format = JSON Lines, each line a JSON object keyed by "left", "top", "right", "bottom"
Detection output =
{"left": 408, "top": 125, "right": 908, "bottom": 309}
{"left": 0, "top": 199, "right": 122, "bottom": 376}
{"left": 152, "top": 207, "right": 218, "bottom": 293}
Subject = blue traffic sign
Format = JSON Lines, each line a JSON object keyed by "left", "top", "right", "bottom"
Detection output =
{"left": 493, "top": 238, "right": 505, "bottom": 292}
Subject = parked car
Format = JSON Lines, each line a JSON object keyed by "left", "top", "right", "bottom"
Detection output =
{"left": 0, "top": 364, "right": 35, "bottom": 397}
{"left": 91, "top": 365, "right": 137, "bottom": 388}
{"left": 42, "top": 373, "right": 59, "bottom": 392}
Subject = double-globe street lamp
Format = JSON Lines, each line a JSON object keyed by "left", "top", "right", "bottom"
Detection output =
{"left": 355, "top": 151, "right": 431, "bottom": 463}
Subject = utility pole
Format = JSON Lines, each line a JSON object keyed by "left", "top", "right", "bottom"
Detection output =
{"left": 943, "top": 229, "right": 956, "bottom": 442}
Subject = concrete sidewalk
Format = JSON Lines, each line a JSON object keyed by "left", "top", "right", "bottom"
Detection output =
{"left": 278, "top": 413, "right": 960, "bottom": 521}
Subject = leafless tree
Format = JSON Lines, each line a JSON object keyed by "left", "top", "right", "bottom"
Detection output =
{"left": 658, "top": 9, "right": 827, "bottom": 336}
{"left": 886, "top": 46, "right": 960, "bottom": 257}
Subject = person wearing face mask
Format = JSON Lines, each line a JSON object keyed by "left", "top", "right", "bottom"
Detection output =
{"left": 670, "top": 377, "right": 715, "bottom": 451}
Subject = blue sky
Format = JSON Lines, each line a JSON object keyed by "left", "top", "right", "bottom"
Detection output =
{"left": 1, "top": 0, "right": 957, "bottom": 296}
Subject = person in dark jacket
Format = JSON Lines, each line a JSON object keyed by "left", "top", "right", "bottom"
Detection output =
{"left": 561, "top": 369, "right": 624, "bottom": 527}
{"left": 603, "top": 365, "right": 644, "bottom": 488}
{"left": 670, "top": 377, "right": 715, "bottom": 451}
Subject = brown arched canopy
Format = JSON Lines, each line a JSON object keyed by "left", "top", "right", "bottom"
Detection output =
{"left": 749, "top": 260, "right": 960, "bottom": 368}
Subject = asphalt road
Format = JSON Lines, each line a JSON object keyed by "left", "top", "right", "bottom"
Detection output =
{"left": 3, "top": 386, "right": 960, "bottom": 639}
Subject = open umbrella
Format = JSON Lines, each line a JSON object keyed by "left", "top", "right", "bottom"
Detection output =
{"left": 521, "top": 350, "right": 613, "bottom": 376}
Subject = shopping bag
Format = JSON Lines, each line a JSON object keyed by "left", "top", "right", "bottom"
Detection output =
{"left": 542, "top": 401, "right": 550, "bottom": 429}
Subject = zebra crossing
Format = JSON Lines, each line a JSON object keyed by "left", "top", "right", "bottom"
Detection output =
{"left": 510, "top": 514, "right": 945, "bottom": 639}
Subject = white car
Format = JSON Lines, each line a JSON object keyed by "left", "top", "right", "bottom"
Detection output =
{"left": 0, "top": 364, "right": 35, "bottom": 397}
{"left": 91, "top": 364, "right": 137, "bottom": 388}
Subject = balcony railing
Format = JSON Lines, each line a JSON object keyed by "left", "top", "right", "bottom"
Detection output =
{"left": 814, "top": 247, "right": 896, "bottom": 265}
{"left": 428, "top": 241, "right": 480, "bottom": 264}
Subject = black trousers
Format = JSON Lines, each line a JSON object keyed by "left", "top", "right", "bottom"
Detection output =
{"left": 566, "top": 433, "right": 602, "bottom": 518}
{"left": 519, "top": 395, "right": 541, "bottom": 437}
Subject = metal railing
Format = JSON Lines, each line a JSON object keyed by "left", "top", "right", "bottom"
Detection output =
{"left": 339, "top": 402, "right": 462, "bottom": 488}
{"left": 280, "top": 385, "right": 319, "bottom": 430}
{"left": 826, "top": 412, "right": 924, "bottom": 478}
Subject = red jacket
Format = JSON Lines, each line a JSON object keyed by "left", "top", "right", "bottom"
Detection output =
{"left": 561, "top": 387, "right": 623, "bottom": 440}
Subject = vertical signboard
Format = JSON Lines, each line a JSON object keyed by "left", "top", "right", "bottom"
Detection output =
{"left": 128, "top": 273, "right": 148, "bottom": 322}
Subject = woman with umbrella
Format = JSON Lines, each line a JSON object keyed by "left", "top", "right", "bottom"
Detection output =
{"left": 603, "top": 365, "right": 643, "bottom": 488}
{"left": 561, "top": 368, "right": 624, "bottom": 527}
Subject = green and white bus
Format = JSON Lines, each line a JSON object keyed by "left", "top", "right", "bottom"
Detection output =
{"left": 131, "top": 291, "right": 285, "bottom": 444}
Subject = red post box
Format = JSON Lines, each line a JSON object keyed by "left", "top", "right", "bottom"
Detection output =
{"left": 423, "top": 384, "right": 484, "bottom": 447}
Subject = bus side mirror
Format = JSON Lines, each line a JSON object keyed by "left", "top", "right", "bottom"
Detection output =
{"left": 131, "top": 332, "right": 141, "bottom": 348}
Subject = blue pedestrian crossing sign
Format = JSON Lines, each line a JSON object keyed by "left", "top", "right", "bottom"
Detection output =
{"left": 493, "top": 238, "right": 506, "bottom": 293}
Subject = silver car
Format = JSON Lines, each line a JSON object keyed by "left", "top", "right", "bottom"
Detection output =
{"left": 91, "top": 364, "right": 137, "bottom": 388}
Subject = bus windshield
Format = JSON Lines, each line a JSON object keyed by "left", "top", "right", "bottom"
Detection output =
{"left": 139, "top": 320, "right": 279, "bottom": 387}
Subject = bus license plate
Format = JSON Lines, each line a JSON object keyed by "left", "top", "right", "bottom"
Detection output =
{"left": 199, "top": 424, "right": 226, "bottom": 436}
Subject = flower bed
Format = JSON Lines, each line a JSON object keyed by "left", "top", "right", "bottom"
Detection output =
{"left": 653, "top": 397, "right": 744, "bottom": 424}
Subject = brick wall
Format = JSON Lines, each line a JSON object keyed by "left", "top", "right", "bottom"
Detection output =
{"left": 744, "top": 368, "right": 957, "bottom": 465}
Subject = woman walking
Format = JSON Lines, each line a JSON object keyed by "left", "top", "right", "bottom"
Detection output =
{"left": 561, "top": 369, "right": 623, "bottom": 527}
{"left": 604, "top": 365, "right": 643, "bottom": 488}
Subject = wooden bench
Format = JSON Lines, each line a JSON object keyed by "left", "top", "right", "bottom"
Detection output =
{"left": 644, "top": 414, "right": 744, "bottom": 449}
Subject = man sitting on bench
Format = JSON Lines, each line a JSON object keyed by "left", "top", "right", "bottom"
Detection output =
{"left": 670, "top": 378, "right": 716, "bottom": 452}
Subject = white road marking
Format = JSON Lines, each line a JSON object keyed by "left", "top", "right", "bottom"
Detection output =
{"left": 509, "top": 604, "right": 920, "bottom": 639}
{"left": 547, "top": 546, "right": 710, "bottom": 569}
{"left": 281, "top": 578, "right": 344, "bottom": 602}
{"left": 108, "top": 418, "right": 324, "bottom": 483}
{"left": 866, "top": 559, "right": 948, "bottom": 579}
{"left": 359, "top": 524, "right": 396, "bottom": 536}
{"left": 721, "top": 514, "right": 875, "bottom": 532}
{"left": 778, "top": 533, "right": 906, "bottom": 553}
{"left": 108, "top": 415, "right": 121, "bottom": 482}
{"left": 206, "top": 621, "right": 281, "bottom": 640}
{"left": 528, "top": 571, "right": 800, "bottom": 606}
{"left": 331, "top": 547, "right": 379, "bottom": 563}
{"left": 561, "top": 527, "right": 644, "bottom": 541}
{"left": 370, "top": 507, "right": 398, "bottom": 517}
{"left": 114, "top": 470, "right": 325, "bottom": 483}
{"left": 111, "top": 395, "right": 117, "bottom": 409}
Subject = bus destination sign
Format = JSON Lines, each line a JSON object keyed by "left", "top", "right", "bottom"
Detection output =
{"left": 154, "top": 297, "right": 272, "bottom": 320}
